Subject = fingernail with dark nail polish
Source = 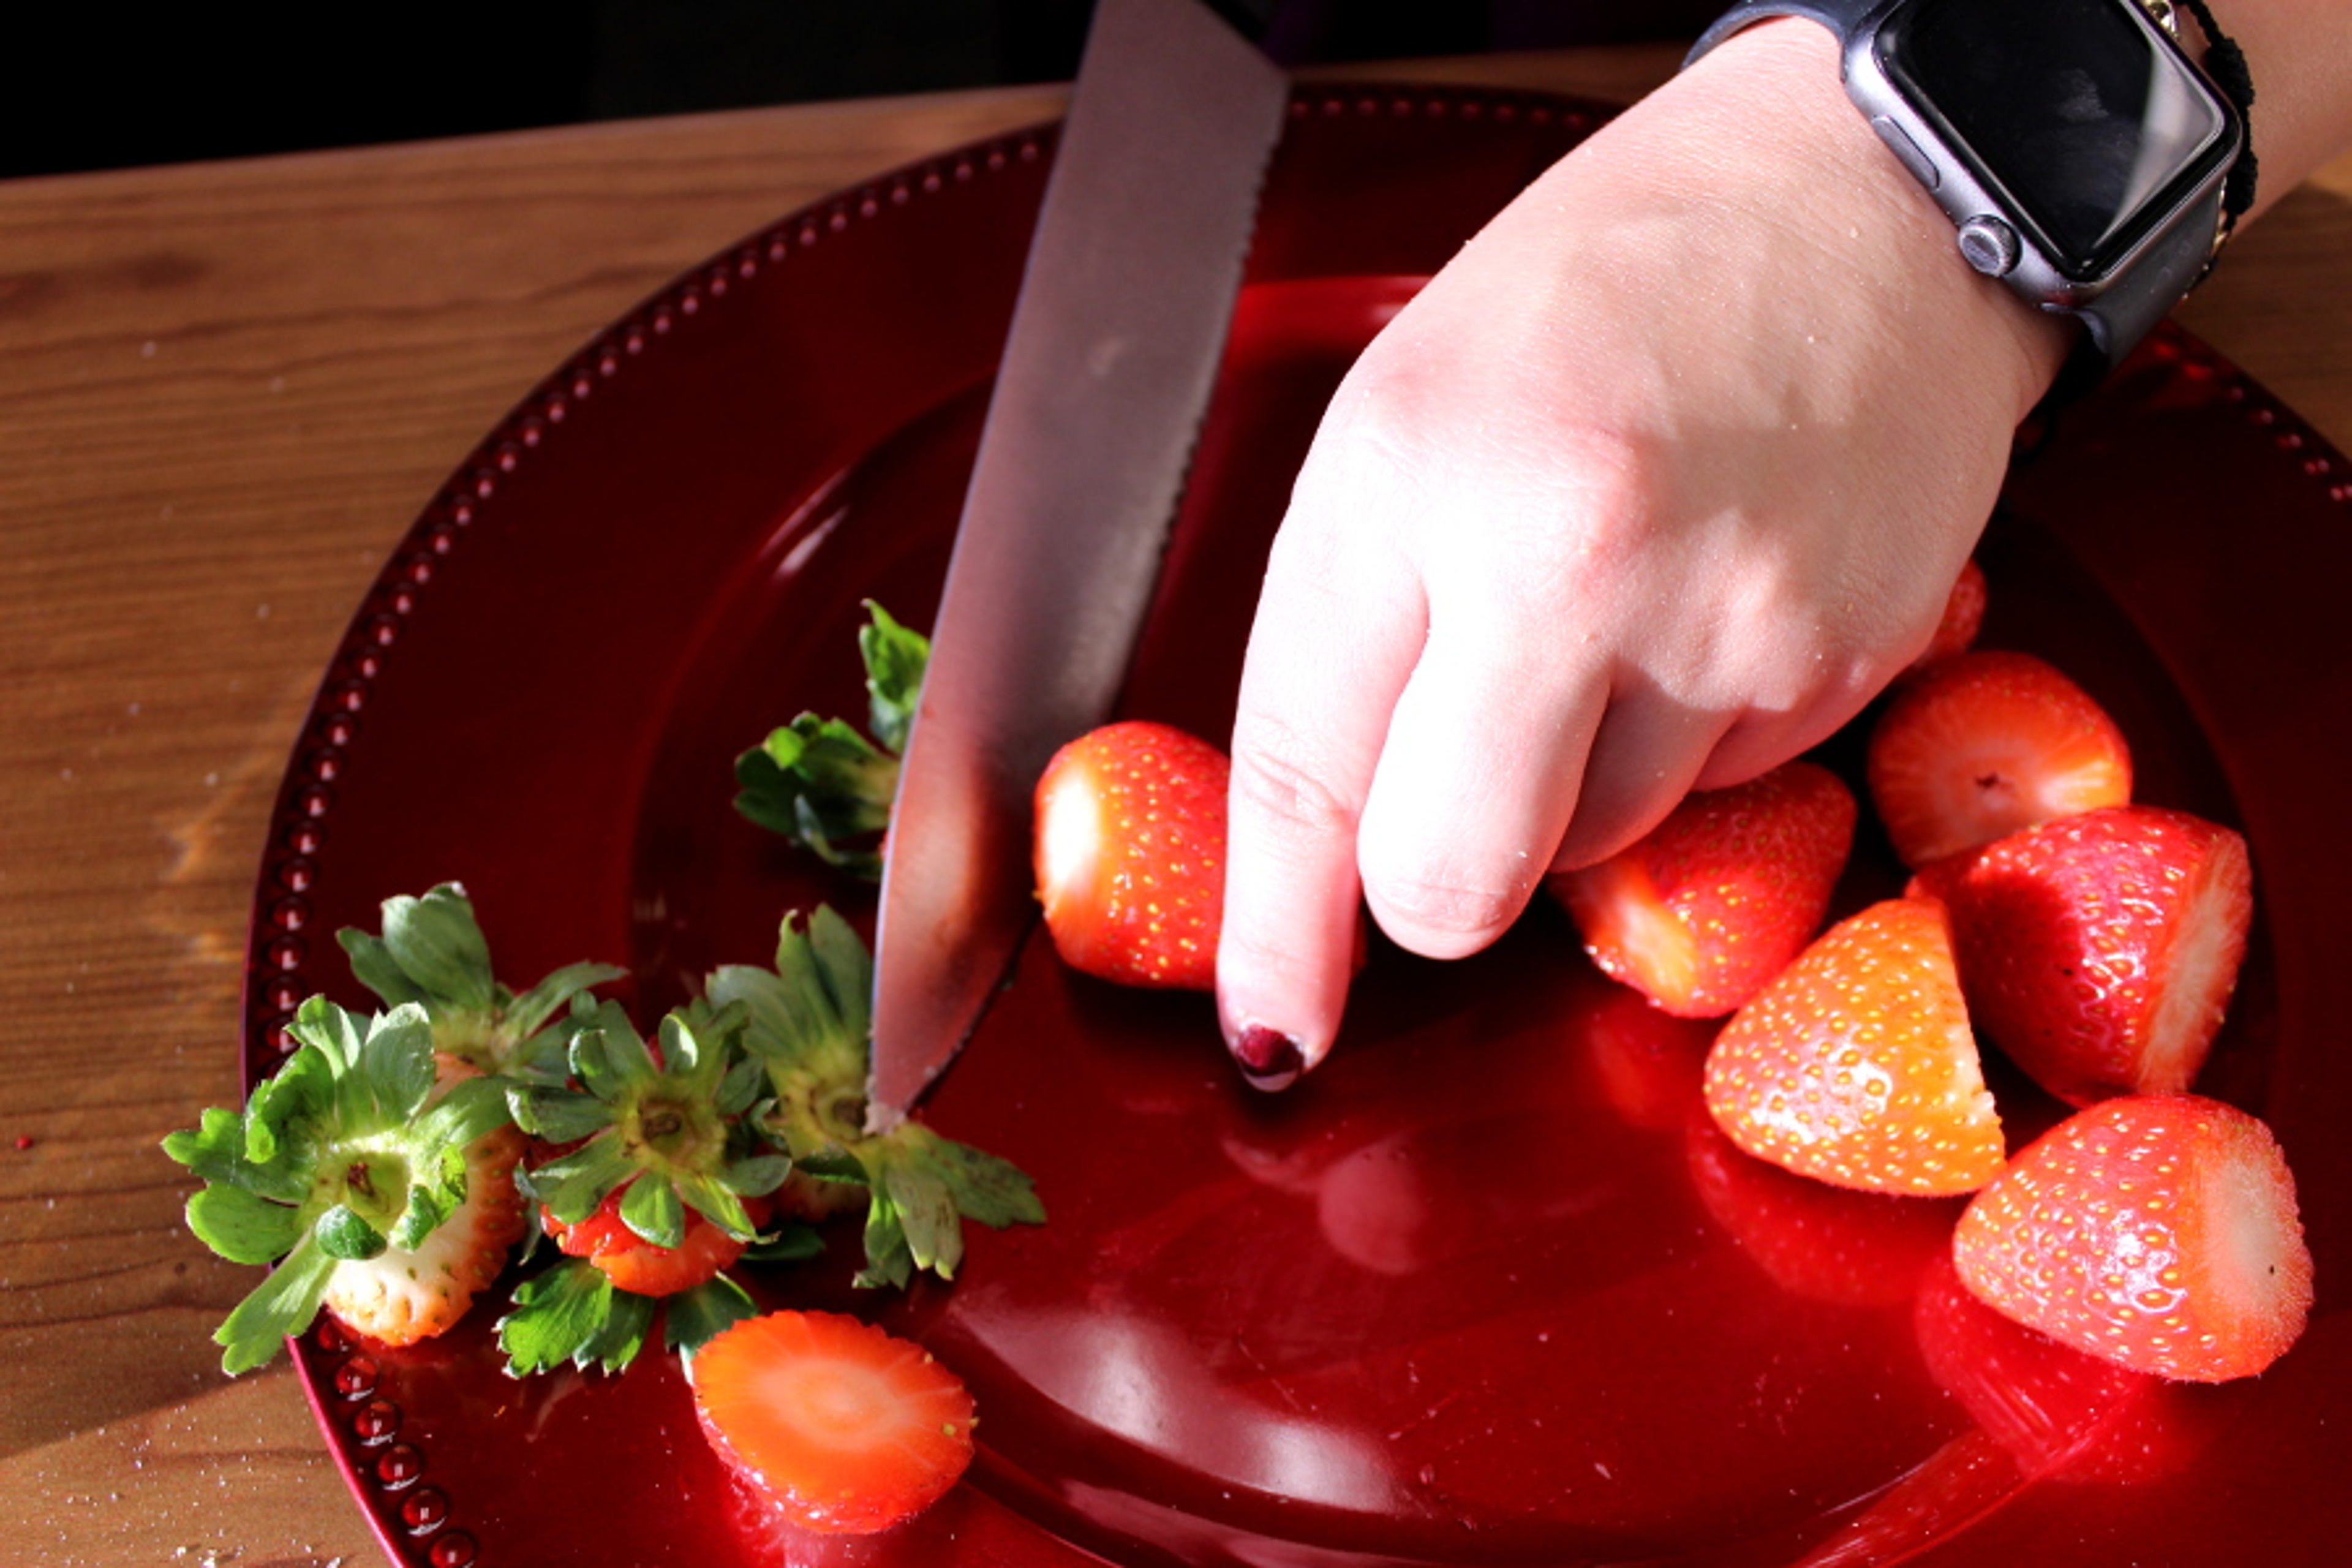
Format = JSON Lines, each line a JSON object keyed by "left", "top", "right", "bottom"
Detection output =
{"left": 1232, "top": 1025, "right": 1305, "bottom": 1091}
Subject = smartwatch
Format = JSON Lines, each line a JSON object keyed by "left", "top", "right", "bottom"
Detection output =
{"left": 1687, "top": 0, "right": 2246, "bottom": 369}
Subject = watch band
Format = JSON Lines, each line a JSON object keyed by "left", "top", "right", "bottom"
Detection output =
{"left": 1685, "top": 0, "right": 2234, "bottom": 371}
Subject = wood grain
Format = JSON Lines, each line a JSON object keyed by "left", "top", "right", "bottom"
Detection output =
{"left": 1, "top": 47, "right": 2343, "bottom": 1568}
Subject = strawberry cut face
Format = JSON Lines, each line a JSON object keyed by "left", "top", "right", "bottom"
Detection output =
{"left": 1867, "top": 650, "right": 2133, "bottom": 868}
{"left": 1913, "top": 804, "right": 2255, "bottom": 1107}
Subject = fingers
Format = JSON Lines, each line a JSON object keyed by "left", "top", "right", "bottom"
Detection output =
{"left": 1352, "top": 605, "right": 1605, "bottom": 957}
{"left": 1217, "top": 504, "right": 1423, "bottom": 1088}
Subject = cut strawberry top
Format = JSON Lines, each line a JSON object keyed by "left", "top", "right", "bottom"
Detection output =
{"left": 692, "top": 1310, "right": 977, "bottom": 1535}
{"left": 1954, "top": 1095, "right": 2313, "bottom": 1382}
{"left": 1867, "top": 650, "right": 2132, "bottom": 867}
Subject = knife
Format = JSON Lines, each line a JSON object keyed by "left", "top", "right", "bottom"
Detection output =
{"left": 865, "top": 0, "right": 1290, "bottom": 1129}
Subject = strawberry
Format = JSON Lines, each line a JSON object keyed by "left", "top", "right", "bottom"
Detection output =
{"left": 1550, "top": 760, "right": 1856, "bottom": 1017}
{"left": 734, "top": 602, "right": 929, "bottom": 880}
{"left": 1033, "top": 719, "right": 1229, "bottom": 990}
{"left": 337, "top": 881, "right": 622, "bottom": 1082}
{"left": 500, "top": 998, "right": 790, "bottom": 1373}
{"left": 540, "top": 1180, "right": 751, "bottom": 1298}
{"left": 1953, "top": 1094, "right": 2312, "bottom": 1381}
{"left": 165, "top": 998, "right": 527, "bottom": 1372}
{"left": 1911, "top": 805, "right": 2254, "bottom": 1107}
{"left": 706, "top": 908, "right": 1046, "bottom": 1290}
{"left": 690, "top": 1310, "right": 976, "bottom": 1536}
{"left": 1905, "top": 556, "right": 1988, "bottom": 673}
{"left": 1866, "top": 650, "right": 2132, "bottom": 867}
{"left": 1703, "top": 896, "right": 2006, "bottom": 1196}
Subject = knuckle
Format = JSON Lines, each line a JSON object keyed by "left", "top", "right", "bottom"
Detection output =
{"left": 1361, "top": 857, "right": 1532, "bottom": 957}
{"left": 1227, "top": 722, "right": 1359, "bottom": 845}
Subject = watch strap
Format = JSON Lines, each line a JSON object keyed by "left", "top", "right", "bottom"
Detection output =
{"left": 1684, "top": 0, "right": 2231, "bottom": 372}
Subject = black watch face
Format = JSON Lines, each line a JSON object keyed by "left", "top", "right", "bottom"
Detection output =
{"left": 1883, "top": 0, "right": 2236, "bottom": 281}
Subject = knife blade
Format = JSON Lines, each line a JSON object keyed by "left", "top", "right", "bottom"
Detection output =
{"left": 865, "top": 0, "right": 1289, "bottom": 1129}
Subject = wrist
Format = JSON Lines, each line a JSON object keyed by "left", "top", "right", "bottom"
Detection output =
{"left": 1673, "top": 18, "right": 2073, "bottom": 417}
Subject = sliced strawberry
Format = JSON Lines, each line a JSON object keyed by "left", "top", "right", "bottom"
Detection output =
{"left": 1551, "top": 760, "right": 1856, "bottom": 1017}
{"left": 1905, "top": 556, "right": 1988, "bottom": 674}
{"left": 1912, "top": 805, "right": 2253, "bottom": 1106}
{"left": 1703, "top": 896, "right": 2005, "bottom": 1196}
{"left": 1866, "top": 650, "right": 2132, "bottom": 868}
{"left": 1033, "top": 720, "right": 1229, "bottom": 989}
{"left": 541, "top": 1180, "right": 750, "bottom": 1298}
{"left": 691, "top": 1310, "right": 976, "bottom": 1535}
{"left": 1953, "top": 1094, "right": 2312, "bottom": 1382}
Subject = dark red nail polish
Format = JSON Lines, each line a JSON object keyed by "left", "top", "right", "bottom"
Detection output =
{"left": 1232, "top": 1025, "right": 1305, "bottom": 1091}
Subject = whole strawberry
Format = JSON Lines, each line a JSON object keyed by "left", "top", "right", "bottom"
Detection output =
{"left": 1912, "top": 805, "right": 2254, "bottom": 1107}
{"left": 1033, "top": 719, "right": 1229, "bottom": 990}
{"left": 1954, "top": 1095, "right": 2312, "bottom": 1382}
{"left": 1703, "top": 896, "right": 2006, "bottom": 1196}
{"left": 1551, "top": 760, "right": 1856, "bottom": 1018}
{"left": 1904, "top": 556, "right": 1988, "bottom": 674}
{"left": 1867, "top": 650, "right": 2132, "bottom": 868}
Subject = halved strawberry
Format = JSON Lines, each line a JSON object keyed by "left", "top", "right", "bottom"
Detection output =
{"left": 1033, "top": 720, "right": 1229, "bottom": 990}
{"left": 691, "top": 1310, "right": 976, "bottom": 1535}
{"left": 1703, "top": 896, "right": 2006, "bottom": 1196}
{"left": 1905, "top": 556, "right": 1988, "bottom": 674}
{"left": 541, "top": 1180, "right": 750, "bottom": 1298}
{"left": 1912, "top": 805, "right": 2254, "bottom": 1106}
{"left": 1550, "top": 760, "right": 1856, "bottom": 1017}
{"left": 1953, "top": 1094, "right": 2312, "bottom": 1382}
{"left": 1867, "top": 650, "right": 2132, "bottom": 867}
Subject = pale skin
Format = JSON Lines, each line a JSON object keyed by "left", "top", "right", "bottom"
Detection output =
{"left": 1216, "top": 6, "right": 2352, "bottom": 1087}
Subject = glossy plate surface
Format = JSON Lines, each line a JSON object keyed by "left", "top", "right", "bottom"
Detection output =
{"left": 244, "top": 86, "right": 2352, "bottom": 1568}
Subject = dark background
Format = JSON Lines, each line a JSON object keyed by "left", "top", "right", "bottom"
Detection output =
{"left": 2, "top": 1, "right": 1712, "bottom": 181}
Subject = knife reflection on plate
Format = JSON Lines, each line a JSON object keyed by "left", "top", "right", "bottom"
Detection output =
{"left": 865, "top": 0, "right": 1291, "bottom": 1128}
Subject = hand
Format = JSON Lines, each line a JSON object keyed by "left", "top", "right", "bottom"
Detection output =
{"left": 1214, "top": 22, "right": 2069, "bottom": 1088}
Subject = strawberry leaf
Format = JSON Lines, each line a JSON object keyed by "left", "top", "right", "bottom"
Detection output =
{"left": 664, "top": 1273, "right": 760, "bottom": 1358}
{"left": 524, "top": 1133, "right": 640, "bottom": 1225}
{"left": 374, "top": 883, "right": 498, "bottom": 1013}
{"left": 498, "top": 1257, "right": 660, "bottom": 1376}
{"left": 315, "top": 1204, "right": 391, "bottom": 1262}
{"left": 184, "top": 1183, "right": 306, "bottom": 1265}
{"left": 507, "top": 1083, "right": 615, "bottom": 1145}
{"left": 212, "top": 1234, "right": 339, "bottom": 1375}
{"left": 731, "top": 603, "right": 929, "bottom": 879}
{"left": 620, "top": 1170, "right": 686, "bottom": 1250}
{"left": 741, "top": 1224, "right": 827, "bottom": 1264}
{"left": 858, "top": 601, "right": 927, "bottom": 755}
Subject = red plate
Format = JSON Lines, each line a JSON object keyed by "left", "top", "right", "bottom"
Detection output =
{"left": 244, "top": 86, "right": 2352, "bottom": 1568}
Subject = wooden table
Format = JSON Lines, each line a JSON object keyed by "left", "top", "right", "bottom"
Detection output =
{"left": 3, "top": 45, "right": 2345, "bottom": 1567}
